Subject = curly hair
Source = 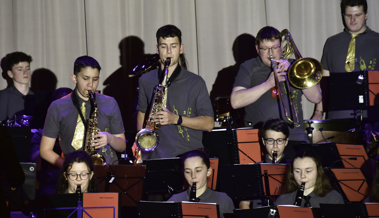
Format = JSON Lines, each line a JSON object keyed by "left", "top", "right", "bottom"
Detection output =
{"left": 285, "top": 150, "right": 333, "bottom": 197}
{"left": 5, "top": 51, "right": 33, "bottom": 72}
{"left": 56, "top": 151, "right": 98, "bottom": 194}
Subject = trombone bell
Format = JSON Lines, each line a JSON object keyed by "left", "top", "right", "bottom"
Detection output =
{"left": 288, "top": 57, "right": 323, "bottom": 89}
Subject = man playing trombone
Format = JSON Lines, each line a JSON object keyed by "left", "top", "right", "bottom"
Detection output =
{"left": 231, "top": 26, "right": 322, "bottom": 143}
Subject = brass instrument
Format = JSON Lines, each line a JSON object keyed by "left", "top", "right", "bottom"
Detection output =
{"left": 85, "top": 91, "right": 106, "bottom": 165}
{"left": 272, "top": 151, "right": 278, "bottom": 164}
{"left": 129, "top": 54, "right": 160, "bottom": 77}
{"left": 189, "top": 182, "right": 200, "bottom": 202}
{"left": 293, "top": 182, "right": 306, "bottom": 206}
{"left": 135, "top": 58, "right": 171, "bottom": 153}
{"left": 270, "top": 29, "right": 323, "bottom": 127}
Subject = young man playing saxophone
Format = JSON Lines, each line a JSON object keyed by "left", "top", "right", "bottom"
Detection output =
{"left": 136, "top": 24, "right": 214, "bottom": 160}
{"left": 40, "top": 56, "right": 126, "bottom": 167}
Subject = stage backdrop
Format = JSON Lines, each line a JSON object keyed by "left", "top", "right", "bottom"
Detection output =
{"left": 1, "top": 0, "right": 378, "bottom": 120}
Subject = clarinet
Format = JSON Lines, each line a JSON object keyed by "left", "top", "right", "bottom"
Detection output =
{"left": 293, "top": 182, "right": 305, "bottom": 206}
{"left": 272, "top": 151, "right": 278, "bottom": 164}
{"left": 189, "top": 182, "right": 200, "bottom": 202}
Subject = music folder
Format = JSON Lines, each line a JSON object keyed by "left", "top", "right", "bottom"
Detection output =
{"left": 277, "top": 205, "right": 314, "bottom": 218}
{"left": 38, "top": 192, "right": 119, "bottom": 218}
{"left": 320, "top": 203, "right": 369, "bottom": 218}
{"left": 182, "top": 201, "right": 219, "bottom": 218}
{"left": 327, "top": 168, "right": 368, "bottom": 202}
{"left": 138, "top": 201, "right": 219, "bottom": 218}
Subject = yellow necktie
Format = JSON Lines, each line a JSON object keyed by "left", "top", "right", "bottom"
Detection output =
{"left": 71, "top": 102, "right": 86, "bottom": 150}
{"left": 345, "top": 34, "right": 358, "bottom": 72}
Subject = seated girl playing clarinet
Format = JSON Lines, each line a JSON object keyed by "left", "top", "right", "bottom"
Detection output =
{"left": 275, "top": 149, "right": 344, "bottom": 208}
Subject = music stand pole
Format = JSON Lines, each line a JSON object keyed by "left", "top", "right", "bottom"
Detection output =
{"left": 263, "top": 170, "right": 271, "bottom": 206}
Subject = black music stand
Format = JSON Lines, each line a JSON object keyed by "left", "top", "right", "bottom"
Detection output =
{"left": 320, "top": 203, "right": 368, "bottom": 218}
{"left": 203, "top": 128, "right": 239, "bottom": 164}
{"left": 6, "top": 126, "right": 31, "bottom": 162}
{"left": 142, "top": 158, "right": 183, "bottom": 201}
{"left": 218, "top": 164, "right": 264, "bottom": 200}
{"left": 234, "top": 207, "right": 278, "bottom": 218}
{"left": 38, "top": 193, "right": 118, "bottom": 218}
{"left": 95, "top": 165, "right": 145, "bottom": 207}
{"left": 138, "top": 201, "right": 182, "bottom": 218}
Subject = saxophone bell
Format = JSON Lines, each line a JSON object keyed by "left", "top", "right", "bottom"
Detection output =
{"left": 135, "top": 57, "right": 171, "bottom": 155}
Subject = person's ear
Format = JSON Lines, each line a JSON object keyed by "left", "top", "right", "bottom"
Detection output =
{"left": 90, "top": 171, "right": 94, "bottom": 180}
{"left": 71, "top": 74, "right": 77, "bottom": 84}
{"left": 262, "top": 137, "right": 266, "bottom": 145}
{"left": 207, "top": 167, "right": 213, "bottom": 177}
{"left": 64, "top": 172, "right": 68, "bottom": 180}
{"left": 7, "top": 70, "right": 13, "bottom": 79}
{"left": 180, "top": 44, "right": 184, "bottom": 54}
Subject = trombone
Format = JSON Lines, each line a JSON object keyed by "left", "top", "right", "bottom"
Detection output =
{"left": 271, "top": 29, "right": 323, "bottom": 127}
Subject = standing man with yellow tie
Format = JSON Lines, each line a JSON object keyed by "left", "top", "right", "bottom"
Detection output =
{"left": 40, "top": 56, "right": 126, "bottom": 167}
{"left": 312, "top": 0, "right": 379, "bottom": 119}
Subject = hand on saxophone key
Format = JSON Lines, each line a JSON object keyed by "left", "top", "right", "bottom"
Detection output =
{"left": 154, "top": 106, "right": 178, "bottom": 125}
{"left": 91, "top": 132, "right": 111, "bottom": 149}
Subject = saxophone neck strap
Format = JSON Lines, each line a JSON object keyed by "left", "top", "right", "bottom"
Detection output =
{"left": 158, "top": 64, "right": 181, "bottom": 87}
{"left": 71, "top": 89, "right": 87, "bottom": 126}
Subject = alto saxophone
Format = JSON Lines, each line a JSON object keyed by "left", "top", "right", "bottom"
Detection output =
{"left": 135, "top": 58, "right": 171, "bottom": 154}
{"left": 85, "top": 91, "right": 106, "bottom": 165}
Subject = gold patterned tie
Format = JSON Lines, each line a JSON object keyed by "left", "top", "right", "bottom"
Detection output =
{"left": 345, "top": 34, "right": 358, "bottom": 72}
{"left": 71, "top": 102, "right": 86, "bottom": 150}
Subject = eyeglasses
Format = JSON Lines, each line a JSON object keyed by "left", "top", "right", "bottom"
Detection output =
{"left": 264, "top": 138, "right": 287, "bottom": 145}
{"left": 67, "top": 172, "right": 90, "bottom": 181}
{"left": 259, "top": 45, "right": 281, "bottom": 53}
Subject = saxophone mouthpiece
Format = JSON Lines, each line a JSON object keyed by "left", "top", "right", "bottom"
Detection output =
{"left": 165, "top": 58, "right": 171, "bottom": 66}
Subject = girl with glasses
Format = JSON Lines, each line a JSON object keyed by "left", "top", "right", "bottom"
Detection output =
{"left": 56, "top": 151, "right": 98, "bottom": 194}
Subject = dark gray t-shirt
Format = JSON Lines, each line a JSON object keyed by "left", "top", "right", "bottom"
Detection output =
{"left": 0, "top": 86, "right": 34, "bottom": 122}
{"left": 168, "top": 187, "right": 235, "bottom": 218}
{"left": 321, "top": 27, "right": 379, "bottom": 72}
{"left": 137, "top": 65, "right": 214, "bottom": 159}
{"left": 275, "top": 190, "right": 344, "bottom": 208}
{"left": 43, "top": 92, "right": 125, "bottom": 165}
{"left": 233, "top": 57, "right": 308, "bottom": 142}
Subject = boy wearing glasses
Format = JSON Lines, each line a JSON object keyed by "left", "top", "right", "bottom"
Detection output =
{"left": 230, "top": 26, "right": 321, "bottom": 143}
{"left": 239, "top": 118, "right": 291, "bottom": 209}
{"left": 261, "top": 118, "right": 291, "bottom": 164}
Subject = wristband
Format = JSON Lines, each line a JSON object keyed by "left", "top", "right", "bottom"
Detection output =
{"left": 177, "top": 115, "right": 183, "bottom": 125}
